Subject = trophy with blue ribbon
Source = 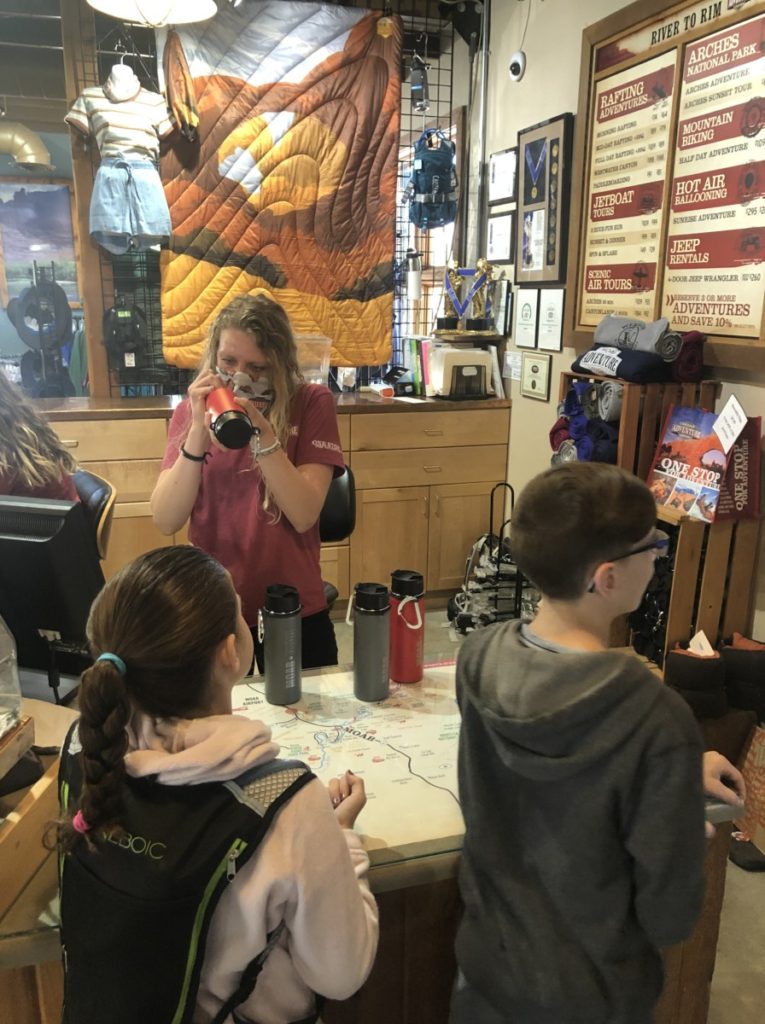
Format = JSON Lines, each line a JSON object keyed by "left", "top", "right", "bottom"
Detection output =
{"left": 437, "top": 258, "right": 495, "bottom": 333}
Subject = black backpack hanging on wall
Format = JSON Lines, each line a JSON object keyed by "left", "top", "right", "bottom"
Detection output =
{"left": 408, "top": 129, "right": 458, "bottom": 231}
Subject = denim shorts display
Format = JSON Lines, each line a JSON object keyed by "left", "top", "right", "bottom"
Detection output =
{"left": 90, "top": 157, "right": 171, "bottom": 255}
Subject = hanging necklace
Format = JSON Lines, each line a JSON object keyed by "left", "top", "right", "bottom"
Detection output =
{"left": 525, "top": 140, "right": 546, "bottom": 200}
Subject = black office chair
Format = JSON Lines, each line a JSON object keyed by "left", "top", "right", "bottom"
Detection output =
{"left": 73, "top": 469, "right": 117, "bottom": 562}
{"left": 319, "top": 465, "right": 356, "bottom": 610}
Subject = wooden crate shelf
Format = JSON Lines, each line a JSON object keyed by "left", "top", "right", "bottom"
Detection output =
{"left": 559, "top": 372, "right": 717, "bottom": 479}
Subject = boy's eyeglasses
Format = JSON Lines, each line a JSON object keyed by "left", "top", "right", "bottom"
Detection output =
{"left": 587, "top": 530, "right": 670, "bottom": 593}
{"left": 609, "top": 529, "right": 670, "bottom": 564}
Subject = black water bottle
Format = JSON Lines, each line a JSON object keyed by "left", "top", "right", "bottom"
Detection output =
{"left": 259, "top": 584, "right": 301, "bottom": 705}
{"left": 351, "top": 582, "right": 390, "bottom": 702}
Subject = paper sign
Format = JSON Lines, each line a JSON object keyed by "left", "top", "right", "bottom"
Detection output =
{"left": 714, "top": 395, "right": 748, "bottom": 454}
{"left": 503, "top": 350, "right": 522, "bottom": 380}
{"left": 688, "top": 630, "right": 715, "bottom": 657}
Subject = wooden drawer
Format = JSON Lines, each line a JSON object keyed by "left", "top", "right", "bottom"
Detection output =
{"left": 351, "top": 445, "right": 508, "bottom": 489}
{"left": 80, "top": 458, "right": 162, "bottom": 503}
{"left": 350, "top": 409, "right": 510, "bottom": 452}
{"left": 52, "top": 418, "right": 167, "bottom": 462}
{"left": 337, "top": 416, "right": 350, "bottom": 452}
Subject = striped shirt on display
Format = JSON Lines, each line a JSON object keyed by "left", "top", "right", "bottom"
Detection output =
{"left": 65, "top": 87, "right": 174, "bottom": 161}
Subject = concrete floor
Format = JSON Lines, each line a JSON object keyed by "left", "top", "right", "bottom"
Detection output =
{"left": 21, "top": 610, "right": 763, "bottom": 1019}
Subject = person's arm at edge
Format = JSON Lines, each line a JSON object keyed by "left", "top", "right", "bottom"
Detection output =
{"left": 151, "top": 375, "right": 217, "bottom": 535}
{"left": 623, "top": 728, "right": 706, "bottom": 949}
{"left": 276, "top": 779, "right": 379, "bottom": 1000}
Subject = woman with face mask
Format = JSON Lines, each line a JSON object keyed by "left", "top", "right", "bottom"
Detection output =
{"left": 151, "top": 294, "right": 344, "bottom": 670}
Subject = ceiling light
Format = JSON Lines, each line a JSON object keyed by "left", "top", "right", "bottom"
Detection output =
{"left": 86, "top": 1, "right": 217, "bottom": 28}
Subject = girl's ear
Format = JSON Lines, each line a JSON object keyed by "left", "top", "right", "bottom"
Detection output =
{"left": 216, "top": 632, "right": 240, "bottom": 677}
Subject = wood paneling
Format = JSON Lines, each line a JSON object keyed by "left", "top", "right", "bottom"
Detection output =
{"left": 351, "top": 409, "right": 510, "bottom": 452}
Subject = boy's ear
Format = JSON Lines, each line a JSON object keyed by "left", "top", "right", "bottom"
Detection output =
{"left": 589, "top": 561, "right": 616, "bottom": 597}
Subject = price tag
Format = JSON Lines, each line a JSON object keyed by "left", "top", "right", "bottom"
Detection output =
{"left": 713, "top": 395, "right": 747, "bottom": 454}
{"left": 124, "top": 352, "right": 136, "bottom": 368}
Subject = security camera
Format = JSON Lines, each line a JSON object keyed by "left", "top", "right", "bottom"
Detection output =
{"left": 508, "top": 50, "right": 526, "bottom": 82}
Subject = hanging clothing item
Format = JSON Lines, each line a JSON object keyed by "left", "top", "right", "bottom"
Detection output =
{"left": 65, "top": 67, "right": 174, "bottom": 161}
{"left": 408, "top": 129, "right": 458, "bottom": 230}
{"left": 66, "top": 67, "right": 174, "bottom": 254}
{"left": 163, "top": 30, "right": 200, "bottom": 142}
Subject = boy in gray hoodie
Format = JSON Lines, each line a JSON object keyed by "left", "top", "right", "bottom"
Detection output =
{"left": 451, "top": 462, "right": 706, "bottom": 1024}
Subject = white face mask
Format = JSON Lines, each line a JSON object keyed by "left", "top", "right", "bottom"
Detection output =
{"left": 216, "top": 368, "right": 274, "bottom": 412}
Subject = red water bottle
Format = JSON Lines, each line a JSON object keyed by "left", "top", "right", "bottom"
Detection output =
{"left": 206, "top": 385, "right": 254, "bottom": 449}
{"left": 389, "top": 569, "right": 425, "bottom": 684}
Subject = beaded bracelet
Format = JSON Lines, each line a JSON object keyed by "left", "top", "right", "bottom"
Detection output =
{"left": 253, "top": 437, "right": 282, "bottom": 459}
{"left": 181, "top": 444, "right": 210, "bottom": 463}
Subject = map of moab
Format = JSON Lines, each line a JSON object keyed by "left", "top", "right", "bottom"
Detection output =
{"left": 232, "top": 664, "right": 464, "bottom": 863}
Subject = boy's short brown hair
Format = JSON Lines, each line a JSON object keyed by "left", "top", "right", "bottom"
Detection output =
{"left": 511, "top": 463, "right": 656, "bottom": 600}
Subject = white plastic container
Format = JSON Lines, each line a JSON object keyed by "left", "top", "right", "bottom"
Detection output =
{"left": 0, "top": 614, "right": 22, "bottom": 742}
{"left": 295, "top": 334, "right": 331, "bottom": 387}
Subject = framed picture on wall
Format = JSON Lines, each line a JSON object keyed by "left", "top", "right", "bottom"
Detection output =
{"left": 514, "top": 286, "right": 539, "bottom": 348}
{"left": 520, "top": 351, "right": 552, "bottom": 401}
{"left": 515, "top": 113, "right": 574, "bottom": 285}
{"left": 0, "top": 179, "right": 80, "bottom": 305}
{"left": 487, "top": 212, "right": 515, "bottom": 263}
{"left": 490, "top": 277, "right": 513, "bottom": 336}
{"left": 488, "top": 146, "right": 518, "bottom": 205}
{"left": 537, "top": 288, "right": 565, "bottom": 351}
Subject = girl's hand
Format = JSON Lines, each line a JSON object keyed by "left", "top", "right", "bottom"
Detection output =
{"left": 187, "top": 370, "right": 220, "bottom": 435}
{"left": 235, "top": 397, "right": 277, "bottom": 448}
{"left": 327, "top": 771, "right": 367, "bottom": 829}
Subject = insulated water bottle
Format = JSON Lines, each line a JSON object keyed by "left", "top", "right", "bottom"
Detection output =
{"left": 389, "top": 569, "right": 425, "bottom": 684}
{"left": 259, "top": 584, "right": 301, "bottom": 705}
{"left": 350, "top": 583, "right": 390, "bottom": 702}
{"left": 206, "top": 384, "right": 254, "bottom": 449}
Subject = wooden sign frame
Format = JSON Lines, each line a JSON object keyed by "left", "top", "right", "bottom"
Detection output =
{"left": 565, "top": 0, "right": 765, "bottom": 371}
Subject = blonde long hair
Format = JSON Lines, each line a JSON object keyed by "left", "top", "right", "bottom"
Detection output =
{"left": 0, "top": 371, "right": 76, "bottom": 488}
{"left": 198, "top": 293, "right": 303, "bottom": 450}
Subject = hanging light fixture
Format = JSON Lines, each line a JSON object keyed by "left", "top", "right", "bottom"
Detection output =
{"left": 86, "top": 1, "right": 217, "bottom": 28}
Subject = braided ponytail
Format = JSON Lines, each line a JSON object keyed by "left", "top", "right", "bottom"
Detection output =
{"left": 54, "top": 545, "right": 239, "bottom": 850}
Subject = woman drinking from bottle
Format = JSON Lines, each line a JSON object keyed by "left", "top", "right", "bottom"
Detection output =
{"left": 151, "top": 294, "right": 343, "bottom": 669}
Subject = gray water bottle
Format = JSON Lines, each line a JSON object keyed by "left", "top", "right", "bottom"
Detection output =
{"left": 260, "top": 584, "right": 301, "bottom": 705}
{"left": 352, "top": 582, "right": 391, "bottom": 702}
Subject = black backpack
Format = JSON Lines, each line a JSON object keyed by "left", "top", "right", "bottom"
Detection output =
{"left": 102, "top": 299, "right": 149, "bottom": 367}
{"left": 58, "top": 722, "right": 316, "bottom": 1024}
{"left": 408, "top": 129, "right": 458, "bottom": 230}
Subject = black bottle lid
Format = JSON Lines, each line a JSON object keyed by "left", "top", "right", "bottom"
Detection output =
{"left": 265, "top": 583, "right": 301, "bottom": 614}
{"left": 212, "top": 410, "right": 254, "bottom": 449}
{"left": 354, "top": 582, "right": 390, "bottom": 612}
{"left": 390, "top": 569, "right": 424, "bottom": 598}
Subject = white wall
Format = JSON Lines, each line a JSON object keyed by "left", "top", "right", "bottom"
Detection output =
{"left": 486, "top": 0, "right": 765, "bottom": 635}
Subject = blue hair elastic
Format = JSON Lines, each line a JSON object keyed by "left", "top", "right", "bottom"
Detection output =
{"left": 96, "top": 652, "right": 127, "bottom": 676}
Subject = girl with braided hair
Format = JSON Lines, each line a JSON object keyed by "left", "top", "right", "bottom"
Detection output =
{"left": 0, "top": 370, "right": 78, "bottom": 500}
{"left": 57, "top": 545, "right": 378, "bottom": 1024}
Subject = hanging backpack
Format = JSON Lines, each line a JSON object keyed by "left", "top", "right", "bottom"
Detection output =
{"left": 408, "top": 128, "right": 458, "bottom": 231}
{"left": 102, "top": 299, "right": 149, "bottom": 367}
{"left": 58, "top": 722, "right": 317, "bottom": 1024}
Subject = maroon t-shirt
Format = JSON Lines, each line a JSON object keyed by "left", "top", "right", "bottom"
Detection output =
{"left": 162, "top": 384, "right": 343, "bottom": 624}
{"left": 0, "top": 469, "right": 78, "bottom": 502}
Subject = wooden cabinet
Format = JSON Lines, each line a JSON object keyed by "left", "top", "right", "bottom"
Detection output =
{"left": 49, "top": 413, "right": 185, "bottom": 579}
{"left": 347, "top": 407, "right": 511, "bottom": 597}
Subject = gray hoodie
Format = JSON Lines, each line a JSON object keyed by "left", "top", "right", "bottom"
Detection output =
{"left": 454, "top": 620, "right": 705, "bottom": 1024}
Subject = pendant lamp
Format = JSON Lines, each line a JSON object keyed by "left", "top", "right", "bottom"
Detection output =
{"left": 85, "top": 1, "right": 217, "bottom": 28}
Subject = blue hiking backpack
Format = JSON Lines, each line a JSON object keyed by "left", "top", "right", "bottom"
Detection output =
{"left": 408, "top": 129, "right": 458, "bottom": 231}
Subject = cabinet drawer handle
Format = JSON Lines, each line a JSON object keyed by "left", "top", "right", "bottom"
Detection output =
{"left": 60, "top": 439, "right": 80, "bottom": 448}
{"left": 423, "top": 428, "right": 444, "bottom": 436}
{"left": 423, "top": 465, "right": 442, "bottom": 472}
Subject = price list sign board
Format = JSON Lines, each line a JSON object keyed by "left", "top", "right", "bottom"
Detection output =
{"left": 568, "top": 0, "right": 765, "bottom": 370}
{"left": 661, "top": 12, "right": 765, "bottom": 338}
{"left": 581, "top": 51, "right": 676, "bottom": 325}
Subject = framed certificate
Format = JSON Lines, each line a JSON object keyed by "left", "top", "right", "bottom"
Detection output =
{"left": 537, "top": 288, "right": 565, "bottom": 351}
{"left": 514, "top": 287, "right": 539, "bottom": 348}
{"left": 488, "top": 146, "right": 518, "bottom": 205}
{"left": 487, "top": 212, "right": 515, "bottom": 263}
{"left": 520, "top": 351, "right": 552, "bottom": 401}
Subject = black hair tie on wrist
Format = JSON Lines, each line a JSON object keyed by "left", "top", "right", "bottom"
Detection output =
{"left": 180, "top": 444, "right": 210, "bottom": 463}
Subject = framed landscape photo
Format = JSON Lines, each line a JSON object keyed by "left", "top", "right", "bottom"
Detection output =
{"left": 488, "top": 146, "right": 518, "bottom": 205}
{"left": 487, "top": 211, "right": 515, "bottom": 263}
{"left": 515, "top": 113, "right": 574, "bottom": 285}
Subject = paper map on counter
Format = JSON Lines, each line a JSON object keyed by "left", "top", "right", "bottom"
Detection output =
{"left": 232, "top": 664, "right": 463, "bottom": 863}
